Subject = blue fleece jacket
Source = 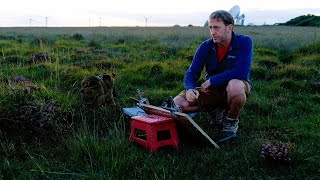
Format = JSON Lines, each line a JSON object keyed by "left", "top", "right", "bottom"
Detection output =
{"left": 184, "top": 32, "right": 253, "bottom": 90}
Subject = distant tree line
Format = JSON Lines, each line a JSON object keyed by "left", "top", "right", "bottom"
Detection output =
{"left": 280, "top": 14, "right": 320, "bottom": 26}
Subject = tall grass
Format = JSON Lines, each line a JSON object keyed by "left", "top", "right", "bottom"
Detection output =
{"left": 0, "top": 26, "right": 319, "bottom": 178}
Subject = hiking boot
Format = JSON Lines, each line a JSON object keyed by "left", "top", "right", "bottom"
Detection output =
{"left": 208, "top": 107, "right": 225, "bottom": 126}
{"left": 221, "top": 117, "right": 239, "bottom": 135}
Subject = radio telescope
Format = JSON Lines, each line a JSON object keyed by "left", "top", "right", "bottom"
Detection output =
{"left": 203, "top": 5, "right": 245, "bottom": 26}
{"left": 229, "top": 5, "right": 245, "bottom": 25}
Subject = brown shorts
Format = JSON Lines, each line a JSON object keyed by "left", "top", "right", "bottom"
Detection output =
{"left": 177, "top": 80, "right": 251, "bottom": 111}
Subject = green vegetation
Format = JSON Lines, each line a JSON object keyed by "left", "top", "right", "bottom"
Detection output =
{"left": 0, "top": 26, "right": 320, "bottom": 178}
{"left": 281, "top": 14, "right": 320, "bottom": 26}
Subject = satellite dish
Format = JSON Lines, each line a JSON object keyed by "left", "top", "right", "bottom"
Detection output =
{"left": 229, "top": 5, "right": 240, "bottom": 19}
{"left": 204, "top": 5, "right": 245, "bottom": 27}
{"left": 239, "top": 14, "right": 245, "bottom": 25}
{"left": 229, "top": 5, "right": 245, "bottom": 25}
{"left": 204, "top": 20, "right": 208, "bottom": 27}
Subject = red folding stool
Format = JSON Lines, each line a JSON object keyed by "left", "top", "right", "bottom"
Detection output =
{"left": 130, "top": 114, "right": 179, "bottom": 152}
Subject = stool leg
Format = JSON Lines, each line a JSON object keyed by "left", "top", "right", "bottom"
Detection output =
{"left": 170, "top": 124, "right": 179, "bottom": 148}
{"left": 152, "top": 123, "right": 179, "bottom": 151}
{"left": 130, "top": 120, "right": 148, "bottom": 148}
{"left": 147, "top": 124, "right": 157, "bottom": 152}
{"left": 129, "top": 120, "right": 135, "bottom": 142}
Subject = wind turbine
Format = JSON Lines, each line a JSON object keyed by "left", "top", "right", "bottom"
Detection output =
{"left": 144, "top": 16, "right": 151, "bottom": 27}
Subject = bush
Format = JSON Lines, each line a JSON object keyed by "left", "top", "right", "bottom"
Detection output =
{"left": 87, "top": 39, "right": 102, "bottom": 49}
{"left": 115, "top": 39, "right": 125, "bottom": 45}
{"left": 0, "top": 35, "right": 16, "bottom": 40}
{"left": 278, "top": 79, "right": 303, "bottom": 91}
{"left": 30, "top": 36, "right": 56, "bottom": 47}
{"left": 72, "top": 33, "right": 84, "bottom": 40}
{"left": 251, "top": 66, "right": 268, "bottom": 80}
{"left": 278, "top": 53, "right": 295, "bottom": 64}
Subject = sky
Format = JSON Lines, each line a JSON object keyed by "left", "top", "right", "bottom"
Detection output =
{"left": 0, "top": 0, "right": 319, "bottom": 27}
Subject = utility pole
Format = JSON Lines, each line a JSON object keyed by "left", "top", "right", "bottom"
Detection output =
{"left": 99, "top": 16, "right": 103, "bottom": 27}
{"left": 45, "top": 17, "right": 48, "bottom": 27}
{"left": 144, "top": 16, "right": 151, "bottom": 27}
{"left": 29, "top": 18, "right": 33, "bottom": 27}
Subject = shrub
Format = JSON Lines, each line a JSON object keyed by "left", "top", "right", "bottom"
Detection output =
{"left": 115, "top": 39, "right": 125, "bottom": 45}
{"left": 251, "top": 66, "right": 268, "bottom": 80}
{"left": 278, "top": 53, "right": 295, "bottom": 64}
{"left": 72, "top": 33, "right": 84, "bottom": 40}
{"left": 30, "top": 36, "right": 55, "bottom": 47}
{"left": 87, "top": 39, "right": 102, "bottom": 49}
{"left": 278, "top": 79, "right": 303, "bottom": 91}
{"left": 4, "top": 56, "right": 24, "bottom": 65}
{"left": 0, "top": 35, "right": 16, "bottom": 40}
{"left": 260, "top": 142, "right": 293, "bottom": 163}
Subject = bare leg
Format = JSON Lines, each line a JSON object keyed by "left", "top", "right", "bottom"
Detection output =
{"left": 226, "top": 79, "right": 247, "bottom": 119}
{"left": 173, "top": 96, "right": 199, "bottom": 112}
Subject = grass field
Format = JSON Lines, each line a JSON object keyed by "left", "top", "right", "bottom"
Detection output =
{"left": 0, "top": 26, "right": 320, "bottom": 179}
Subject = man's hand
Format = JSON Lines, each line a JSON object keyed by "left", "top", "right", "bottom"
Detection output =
{"left": 201, "top": 79, "right": 211, "bottom": 94}
{"left": 186, "top": 89, "right": 199, "bottom": 103}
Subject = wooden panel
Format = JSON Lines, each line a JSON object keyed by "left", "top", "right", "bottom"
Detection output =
{"left": 140, "top": 104, "right": 219, "bottom": 148}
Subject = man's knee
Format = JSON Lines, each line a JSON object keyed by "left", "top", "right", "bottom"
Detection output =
{"left": 226, "top": 79, "right": 246, "bottom": 98}
{"left": 173, "top": 96, "right": 189, "bottom": 109}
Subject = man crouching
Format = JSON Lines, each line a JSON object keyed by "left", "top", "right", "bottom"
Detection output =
{"left": 174, "top": 10, "right": 253, "bottom": 135}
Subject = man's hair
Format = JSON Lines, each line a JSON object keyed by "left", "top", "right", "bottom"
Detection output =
{"left": 209, "top": 10, "right": 234, "bottom": 26}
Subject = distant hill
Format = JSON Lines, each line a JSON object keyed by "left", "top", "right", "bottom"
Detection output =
{"left": 280, "top": 14, "right": 320, "bottom": 26}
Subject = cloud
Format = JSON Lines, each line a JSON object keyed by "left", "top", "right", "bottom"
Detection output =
{"left": 0, "top": 0, "right": 319, "bottom": 27}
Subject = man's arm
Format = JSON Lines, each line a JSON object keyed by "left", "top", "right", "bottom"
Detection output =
{"left": 184, "top": 42, "right": 208, "bottom": 90}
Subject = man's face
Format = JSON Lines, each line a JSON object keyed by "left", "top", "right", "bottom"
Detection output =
{"left": 208, "top": 18, "right": 232, "bottom": 45}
